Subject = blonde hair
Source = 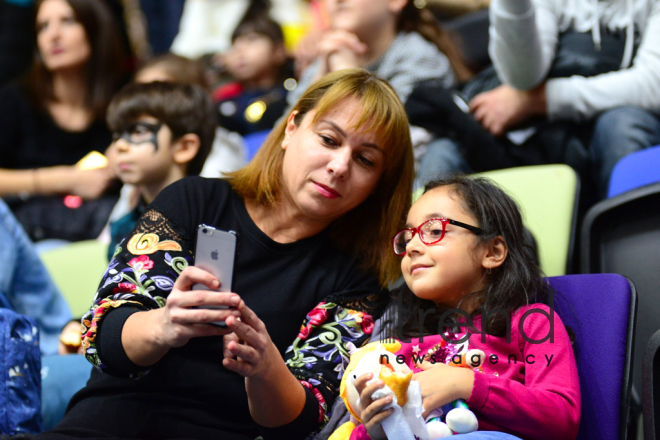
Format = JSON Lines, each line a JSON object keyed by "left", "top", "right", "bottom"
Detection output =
{"left": 228, "top": 69, "right": 414, "bottom": 287}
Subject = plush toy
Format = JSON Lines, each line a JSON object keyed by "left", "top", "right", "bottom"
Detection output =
{"left": 330, "top": 340, "right": 426, "bottom": 440}
{"left": 329, "top": 340, "right": 484, "bottom": 440}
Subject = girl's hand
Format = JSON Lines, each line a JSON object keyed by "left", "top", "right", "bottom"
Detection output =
{"left": 222, "top": 300, "right": 281, "bottom": 379}
{"left": 317, "top": 30, "right": 367, "bottom": 76}
{"left": 354, "top": 373, "right": 394, "bottom": 440}
{"left": 154, "top": 266, "right": 241, "bottom": 349}
{"left": 413, "top": 361, "right": 475, "bottom": 418}
{"left": 293, "top": 29, "right": 324, "bottom": 77}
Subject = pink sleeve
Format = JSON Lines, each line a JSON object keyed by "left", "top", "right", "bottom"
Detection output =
{"left": 349, "top": 423, "right": 371, "bottom": 440}
{"left": 467, "top": 310, "right": 581, "bottom": 440}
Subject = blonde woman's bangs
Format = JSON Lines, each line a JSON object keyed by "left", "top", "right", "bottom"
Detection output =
{"left": 310, "top": 77, "right": 409, "bottom": 169}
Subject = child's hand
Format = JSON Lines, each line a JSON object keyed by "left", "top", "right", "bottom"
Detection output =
{"left": 293, "top": 29, "right": 324, "bottom": 76}
{"left": 317, "top": 30, "right": 367, "bottom": 75}
{"left": 68, "top": 166, "right": 116, "bottom": 199}
{"left": 354, "top": 373, "right": 394, "bottom": 440}
{"left": 58, "top": 320, "right": 83, "bottom": 355}
{"left": 413, "top": 361, "right": 475, "bottom": 418}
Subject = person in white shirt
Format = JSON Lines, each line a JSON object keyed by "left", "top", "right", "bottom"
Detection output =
{"left": 470, "top": 0, "right": 660, "bottom": 197}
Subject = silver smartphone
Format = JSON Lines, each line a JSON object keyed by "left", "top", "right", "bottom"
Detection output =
{"left": 193, "top": 224, "right": 237, "bottom": 326}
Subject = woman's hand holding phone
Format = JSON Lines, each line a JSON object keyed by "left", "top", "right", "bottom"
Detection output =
{"left": 156, "top": 266, "right": 242, "bottom": 348}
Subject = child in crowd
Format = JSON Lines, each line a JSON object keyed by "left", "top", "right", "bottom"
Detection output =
{"left": 130, "top": 53, "right": 245, "bottom": 177}
{"left": 215, "top": 14, "right": 290, "bottom": 136}
{"left": 350, "top": 176, "right": 580, "bottom": 439}
{"left": 105, "top": 81, "right": 215, "bottom": 260}
{"left": 102, "top": 55, "right": 244, "bottom": 249}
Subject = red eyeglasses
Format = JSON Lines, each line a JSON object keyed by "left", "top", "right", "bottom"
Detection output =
{"left": 392, "top": 218, "right": 483, "bottom": 255}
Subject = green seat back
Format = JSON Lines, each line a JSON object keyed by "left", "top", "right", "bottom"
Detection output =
{"left": 477, "top": 165, "right": 578, "bottom": 276}
{"left": 40, "top": 240, "right": 109, "bottom": 318}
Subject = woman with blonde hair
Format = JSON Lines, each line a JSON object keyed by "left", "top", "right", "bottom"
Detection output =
{"left": 42, "top": 68, "right": 414, "bottom": 440}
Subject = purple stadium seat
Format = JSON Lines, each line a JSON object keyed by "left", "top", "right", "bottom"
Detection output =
{"left": 549, "top": 274, "right": 637, "bottom": 440}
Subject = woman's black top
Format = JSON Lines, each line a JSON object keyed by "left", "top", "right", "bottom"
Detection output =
{"left": 44, "top": 177, "right": 387, "bottom": 440}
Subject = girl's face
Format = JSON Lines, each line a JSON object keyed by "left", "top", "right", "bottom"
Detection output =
{"left": 326, "top": 0, "right": 406, "bottom": 35}
{"left": 401, "top": 186, "right": 488, "bottom": 308}
{"left": 36, "top": 0, "right": 91, "bottom": 73}
{"left": 280, "top": 98, "right": 385, "bottom": 227}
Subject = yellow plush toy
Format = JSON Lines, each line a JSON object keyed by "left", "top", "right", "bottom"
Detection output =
{"left": 329, "top": 340, "right": 484, "bottom": 440}
{"left": 329, "top": 340, "right": 406, "bottom": 440}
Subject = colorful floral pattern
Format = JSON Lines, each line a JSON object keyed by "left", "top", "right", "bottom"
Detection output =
{"left": 83, "top": 227, "right": 378, "bottom": 431}
{"left": 285, "top": 302, "right": 375, "bottom": 429}
{"left": 81, "top": 232, "right": 191, "bottom": 375}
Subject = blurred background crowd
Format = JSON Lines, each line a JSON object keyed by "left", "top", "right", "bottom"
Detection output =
{"left": 3, "top": 0, "right": 658, "bottom": 245}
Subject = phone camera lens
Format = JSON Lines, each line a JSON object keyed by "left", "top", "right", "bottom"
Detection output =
{"left": 202, "top": 228, "right": 208, "bottom": 234}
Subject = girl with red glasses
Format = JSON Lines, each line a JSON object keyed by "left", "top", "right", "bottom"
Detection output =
{"left": 349, "top": 175, "right": 580, "bottom": 440}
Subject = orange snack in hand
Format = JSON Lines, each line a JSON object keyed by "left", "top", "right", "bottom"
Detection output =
{"left": 379, "top": 365, "right": 412, "bottom": 406}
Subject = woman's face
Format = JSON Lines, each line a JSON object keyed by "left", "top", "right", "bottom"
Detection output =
{"left": 36, "top": 0, "right": 91, "bottom": 73}
{"left": 280, "top": 98, "right": 386, "bottom": 226}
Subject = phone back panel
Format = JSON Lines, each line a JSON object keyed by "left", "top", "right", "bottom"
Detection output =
{"left": 193, "top": 226, "right": 236, "bottom": 292}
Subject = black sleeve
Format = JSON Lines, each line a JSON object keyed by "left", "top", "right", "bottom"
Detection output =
{"left": 82, "top": 206, "right": 194, "bottom": 378}
{"left": 83, "top": 177, "right": 231, "bottom": 377}
{"left": 0, "top": 85, "right": 25, "bottom": 168}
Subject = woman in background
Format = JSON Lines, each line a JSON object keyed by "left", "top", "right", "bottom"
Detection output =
{"left": 0, "top": 0, "right": 127, "bottom": 242}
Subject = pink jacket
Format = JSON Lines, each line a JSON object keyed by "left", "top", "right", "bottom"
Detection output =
{"left": 350, "top": 304, "right": 581, "bottom": 440}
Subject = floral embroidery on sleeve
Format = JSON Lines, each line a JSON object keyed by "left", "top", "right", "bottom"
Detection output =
{"left": 81, "top": 226, "right": 192, "bottom": 375}
{"left": 285, "top": 301, "right": 375, "bottom": 429}
{"left": 127, "top": 232, "right": 181, "bottom": 254}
